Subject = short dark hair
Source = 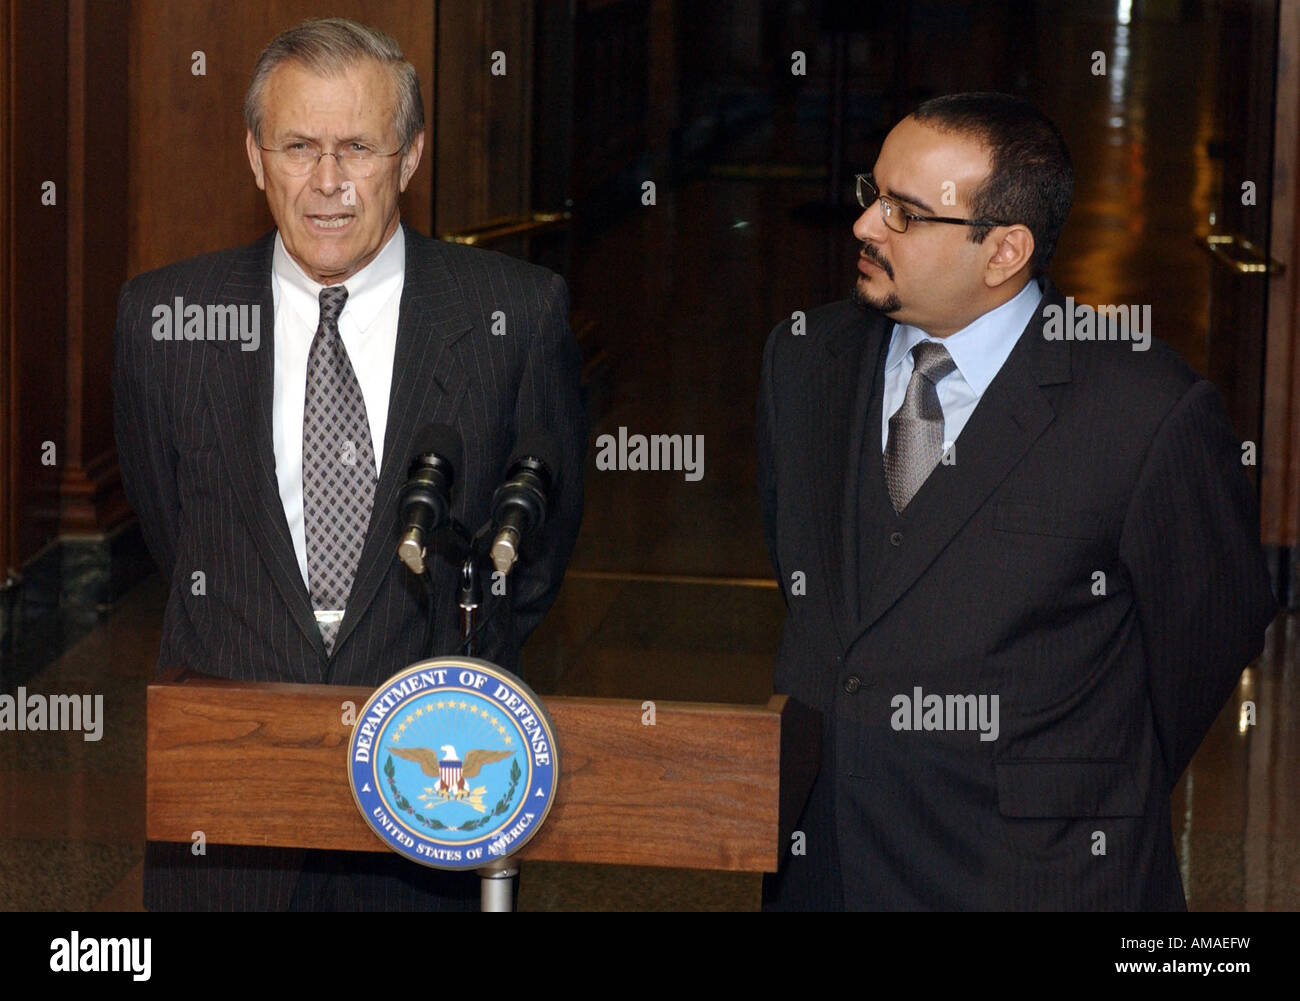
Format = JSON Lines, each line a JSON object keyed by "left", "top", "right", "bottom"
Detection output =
{"left": 910, "top": 92, "right": 1073, "bottom": 275}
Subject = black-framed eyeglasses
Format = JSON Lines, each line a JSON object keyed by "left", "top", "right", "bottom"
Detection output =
{"left": 855, "top": 174, "right": 1010, "bottom": 234}
{"left": 258, "top": 140, "right": 405, "bottom": 178}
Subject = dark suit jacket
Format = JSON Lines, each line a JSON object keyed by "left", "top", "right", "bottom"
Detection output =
{"left": 113, "top": 223, "right": 586, "bottom": 910}
{"left": 757, "top": 275, "right": 1277, "bottom": 910}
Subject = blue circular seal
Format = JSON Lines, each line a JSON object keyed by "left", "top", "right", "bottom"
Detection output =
{"left": 348, "top": 657, "right": 559, "bottom": 870}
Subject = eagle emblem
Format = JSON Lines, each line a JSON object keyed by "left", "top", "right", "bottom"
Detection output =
{"left": 390, "top": 744, "right": 513, "bottom": 813}
{"left": 349, "top": 657, "right": 559, "bottom": 870}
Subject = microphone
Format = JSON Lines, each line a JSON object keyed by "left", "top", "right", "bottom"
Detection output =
{"left": 489, "top": 430, "right": 560, "bottom": 577}
{"left": 397, "top": 423, "right": 463, "bottom": 575}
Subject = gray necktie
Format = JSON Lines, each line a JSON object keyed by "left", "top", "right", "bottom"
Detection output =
{"left": 303, "top": 285, "right": 376, "bottom": 655}
{"left": 884, "top": 340, "right": 957, "bottom": 513}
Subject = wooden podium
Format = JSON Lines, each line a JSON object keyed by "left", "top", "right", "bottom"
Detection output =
{"left": 146, "top": 670, "right": 820, "bottom": 891}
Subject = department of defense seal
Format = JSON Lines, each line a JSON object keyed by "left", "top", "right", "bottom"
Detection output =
{"left": 348, "top": 657, "right": 559, "bottom": 870}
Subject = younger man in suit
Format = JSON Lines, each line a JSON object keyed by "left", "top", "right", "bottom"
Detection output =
{"left": 757, "top": 92, "right": 1276, "bottom": 910}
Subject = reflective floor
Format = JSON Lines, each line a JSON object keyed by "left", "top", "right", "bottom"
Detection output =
{"left": 2, "top": 2, "right": 1296, "bottom": 910}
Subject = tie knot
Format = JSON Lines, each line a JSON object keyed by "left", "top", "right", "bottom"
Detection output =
{"left": 318, "top": 285, "right": 349, "bottom": 326}
{"left": 911, "top": 340, "right": 956, "bottom": 384}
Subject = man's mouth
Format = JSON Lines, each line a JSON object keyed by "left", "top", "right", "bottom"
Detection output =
{"left": 307, "top": 214, "right": 353, "bottom": 230}
{"left": 859, "top": 253, "right": 889, "bottom": 277}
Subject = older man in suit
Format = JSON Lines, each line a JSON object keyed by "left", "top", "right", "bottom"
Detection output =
{"left": 757, "top": 92, "right": 1276, "bottom": 910}
{"left": 113, "top": 18, "right": 585, "bottom": 910}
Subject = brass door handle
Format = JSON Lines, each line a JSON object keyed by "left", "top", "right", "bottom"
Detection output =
{"left": 439, "top": 211, "right": 573, "bottom": 247}
{"left": 1196, "top": 232, "right": 1286, "bottom": 275}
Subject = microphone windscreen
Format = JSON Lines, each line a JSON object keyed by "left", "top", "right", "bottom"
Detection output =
{"left": 413, "top": 422, "right": 463, "bottom": 471}
{"left": 508, "top": 428, "right": 562, "bottom": 484}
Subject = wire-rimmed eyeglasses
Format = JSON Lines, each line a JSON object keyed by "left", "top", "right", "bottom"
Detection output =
{"left": 258, "top": 140, "right": 405, "bottom": 178}
{"left": 855, "top": 174, "right": 1010, "bottom": 234}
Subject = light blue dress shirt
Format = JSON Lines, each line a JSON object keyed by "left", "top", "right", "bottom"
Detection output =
{"left": 880, "top": 278, "right": 1045, "bottom": 452}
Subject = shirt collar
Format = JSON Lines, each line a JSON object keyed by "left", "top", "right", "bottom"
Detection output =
{"left": 272, "top": 225, "right": 405, "bottom": 335}
{"left": 885, "top": 277, "right": 1044, "bottom": 396}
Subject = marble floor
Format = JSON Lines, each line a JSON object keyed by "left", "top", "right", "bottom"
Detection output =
{"left": 2, "top": 1, "right": 1296, "bottom": 911}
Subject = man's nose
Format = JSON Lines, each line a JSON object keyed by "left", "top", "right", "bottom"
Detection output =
{"left": 853, "top": 205, "right": 887, "bottom": 244}
{"left": 310, "top": 153, "right": 345, "bottom": 194}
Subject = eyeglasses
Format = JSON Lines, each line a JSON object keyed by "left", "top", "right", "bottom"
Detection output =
{"left": 855, "top": 174, "right": 1010, "bottom": 234}
{"left": 259, "top": 140, "right": 405, "bottom": 178}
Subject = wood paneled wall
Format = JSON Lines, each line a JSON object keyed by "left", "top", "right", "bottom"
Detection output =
{"left": 1261, "top": 0, "right": 1300, "bottom": 548}
{"left": 63, "top": 0, "right": 130, "bottom": 537}
{"left": 4, "top": 1, "right": 73, "bottom": 574}
{"left": 1, "top": 0, "right": 10, "bottom": 582}
{"left": 434, "top": 0, "right": 534, "bottom": 234}
{"left": 128, "top": 1, "right": 437, "bottom": 276}
{"left": 573, "top": 0, "right": 651, "bottom": 199}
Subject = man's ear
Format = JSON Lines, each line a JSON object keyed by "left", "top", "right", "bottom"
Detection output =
{"left": 984, "top": 225, "right": 1035, "bottom": 288}
{"left": 398, "top": 130, "right": 426, "bottom": 192}
{"left": 246, "top": 130, "right": 267, "bottom": 191}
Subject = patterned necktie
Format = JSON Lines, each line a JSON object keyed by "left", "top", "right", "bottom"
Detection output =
{"left": 884, "top": 340, "right": 957, "bottom": 513}
{"left": 303, "top": 285, "right": 377, "bottom": 655}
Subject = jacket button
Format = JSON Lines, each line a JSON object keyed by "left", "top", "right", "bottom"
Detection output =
{"left": 843, "top": 675, "right": 861, "bottom": 694}
{"left": 889, "top": 531, "right": 903, "bottom": 546}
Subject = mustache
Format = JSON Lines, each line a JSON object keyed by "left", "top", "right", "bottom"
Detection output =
{"left": 859, "top": 244, "right": 893, "bottom": 279}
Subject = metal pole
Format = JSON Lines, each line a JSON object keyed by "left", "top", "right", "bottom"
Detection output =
{"left": 464, "top": 554, "right": 514, "bottom": 912}
{"left": 478, "top": 862, "right": 518, "bottom": 912}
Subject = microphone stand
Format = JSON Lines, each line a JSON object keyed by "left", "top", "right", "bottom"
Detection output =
{"left": 419, "top": 565, "right": 437, "bottom": 660}
{"left": 414, "top": 518, "right": 518, "bottom": 912}
{"left": 460, "top": 528, "right": 519, "bottom": 912}
{"left": 458, "top": 557, "right": 481, "bottom": 656}
{"left": 418, "top": 519, "right": 474, "bottom": 660}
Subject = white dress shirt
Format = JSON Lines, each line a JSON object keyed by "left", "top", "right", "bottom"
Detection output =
{"left": 881, "top": 277, "right": 1044, "bottom": 451}
{"left": 271, "top": 227, "right": 405, "bottom": 592}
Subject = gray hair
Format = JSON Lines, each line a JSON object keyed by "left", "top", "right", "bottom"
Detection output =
{"left": 243, "top": 18, "right": 424, "bottom": 151}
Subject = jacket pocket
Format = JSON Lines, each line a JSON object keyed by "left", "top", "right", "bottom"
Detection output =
{"left": 995, "top": 759, "right": 1143, "bottom": 818}
{"left": 993, "top": 502, "right": 1101, "bottom": 540}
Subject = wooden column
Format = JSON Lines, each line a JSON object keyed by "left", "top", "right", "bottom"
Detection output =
{"left": 434, "top": 0, "right": 535, "bottom": 234}
{"left": 3, "top": 0, "right": 72, "bottom": 576}
{"left": 60, "top": 0, "right": 131, "bottom": 536}
{"left": 1261, "top": 0, "right": 1300, "bottom": 551}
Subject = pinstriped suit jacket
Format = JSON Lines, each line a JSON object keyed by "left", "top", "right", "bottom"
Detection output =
{"left": 113, "top": 223, "right": 586, "bottom": 910}
{"left": 757, "top": 276, "right": 1277, "bottom": 910}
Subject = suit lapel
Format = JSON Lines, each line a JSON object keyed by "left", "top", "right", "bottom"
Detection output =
{"left": 849, "top": 277, "right": 1073, "bottom": 648}
{"left": 203, "top": 230, "right": 329, "bottom": 667}
{"left": 329, "top": 224, "right": 471, "bottom": 664}
{"left": 841, "top": 313, "right": 891, "bottom": 637}
{"left": 801, "top": 309, "right": 887, "bottom": 655}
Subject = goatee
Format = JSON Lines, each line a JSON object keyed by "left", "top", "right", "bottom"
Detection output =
{"left": 852, "top": 277, "right": 901, "bottom": 314}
